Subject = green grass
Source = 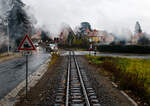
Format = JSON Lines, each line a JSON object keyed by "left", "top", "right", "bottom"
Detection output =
{"left": 86, "top": 55, "right": 150, "bottom": 104}
{"left": 0, "top": 55, "right": 6, "bottom": 59}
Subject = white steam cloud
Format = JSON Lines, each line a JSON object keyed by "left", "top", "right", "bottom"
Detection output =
{"left": 13, "top": 0, "right": 150, "bottom": 37}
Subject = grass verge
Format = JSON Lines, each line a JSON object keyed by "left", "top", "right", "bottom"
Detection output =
{"left": 49, "top": 52, "right": 60, "bottom": 66}
{"left": 0, "top": 53, "right": 12, "bottom": 59}
{"left": 86, "top": 55, "right": 150, "bottom": 105}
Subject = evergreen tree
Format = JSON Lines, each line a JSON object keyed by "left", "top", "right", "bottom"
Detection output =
{"left": 7, "top": 0, "right": 30, "bottom": 48}
{"left": 41, "top": 30, "right": 52, "bottom": 42}
{"left": 79, "top": 22, "right": 92, "bottom": 36}
{"left": 135, "top": 21, "right": 142, "bottom": 34}
{"left": 67, "top": 32, "right": 74, "bottom": 46}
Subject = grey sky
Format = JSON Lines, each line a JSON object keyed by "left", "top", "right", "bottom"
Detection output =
{"left": 23, "top": 0, "right": 150, "bottom": 35}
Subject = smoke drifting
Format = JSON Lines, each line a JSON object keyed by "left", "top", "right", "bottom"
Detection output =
{"left": 0, "top": 0, "right": 10, "bottom": 48}
{"left": 1, "top": 0, "right": 150, "bottom": 39}
{"left": 0, "top": 0, "right": 10, "bottom": 18}
{"left": 0, "top": 33, "right": 8, "bottom": 48}
{"left": 22, "top": 0, "right": 150, "bottom": 37}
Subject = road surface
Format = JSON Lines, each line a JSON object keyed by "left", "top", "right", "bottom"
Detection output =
{"left": 0, "top": 49, "right": 50, "bottom": 99}
{"left": 61, "top": 51, "right": 150, "bottom": 59}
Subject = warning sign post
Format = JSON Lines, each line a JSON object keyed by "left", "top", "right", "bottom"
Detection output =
{"left": 18, "top": 35, "right": 36, "bottom": 99}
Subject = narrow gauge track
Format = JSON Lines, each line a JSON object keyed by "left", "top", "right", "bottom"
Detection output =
{"left": 55, "top": 51, "right": 101, "bottom": 106}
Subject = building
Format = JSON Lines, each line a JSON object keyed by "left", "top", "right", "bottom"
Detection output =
{"left": 96, "top": 30, "right": 114, "bottom": 44}
{"left": 59, "top": 26, "right": 75, "bottom": 44}
{"left": 59, "top": 28, "right": 69, "bottom": 42}
{"left": 87, "top": 29, "right": 114, "bottom": 44}
{"left": 87, "top": 29, "right": 100, "bottom": 43}
{"left": 31, "top": 30, "right": 41, "bottom": 43}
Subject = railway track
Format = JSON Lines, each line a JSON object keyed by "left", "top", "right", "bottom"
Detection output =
{"left": 54, "top": 51, "right": 101, "bottom": 106}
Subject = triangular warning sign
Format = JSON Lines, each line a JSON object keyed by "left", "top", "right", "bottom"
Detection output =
{"left": 18, "top": 35, "right": 36, "bottom": 51}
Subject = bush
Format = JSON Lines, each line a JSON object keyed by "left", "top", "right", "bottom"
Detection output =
{"left": 97, "top": 45, "right": 150, "bottom": 54}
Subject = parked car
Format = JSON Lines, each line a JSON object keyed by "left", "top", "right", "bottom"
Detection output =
{"left": 46, "top": 43, "right": 58, "bottom": 52}
{"left": 34, "top": 43, "right": 39, "bottom": 47}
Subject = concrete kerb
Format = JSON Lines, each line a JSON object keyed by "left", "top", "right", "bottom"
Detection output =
{"left": 120, "top": 91, "right": 138, "bottom": 106}
{"left": 0, "top": 58, "right": 50, "bottom": 106}
{"left": 111, "top": 81, "right": 138, "bottom": 106}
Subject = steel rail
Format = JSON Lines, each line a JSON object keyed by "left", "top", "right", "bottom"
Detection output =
{"left": 65, "top": 51, "right": 71, "bottom": 106}
{"left": 73, "top": 51, "right": 91, "bottom": 106}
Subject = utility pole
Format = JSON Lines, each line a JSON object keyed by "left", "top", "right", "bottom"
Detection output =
{"left": 26, "top": 55, "right": 28, "bottom": 99}
{"left": 89, "top": 38, "right": 92, "bottom": 56}
{"left": 4, "top": 19, "right": 10, "bottom": 55}
{"left": 7, "top": 19, "right": 10, "bottom": 55}
{"left": 94, "top": 45, "right": 97, "bottom": 56}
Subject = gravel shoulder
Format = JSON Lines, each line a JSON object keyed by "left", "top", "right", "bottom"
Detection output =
{"left": 78, "top": 56, "right": 134, "bottom": 106}
{"left": 15, "top": 56, "right": 66, "bottom": 106}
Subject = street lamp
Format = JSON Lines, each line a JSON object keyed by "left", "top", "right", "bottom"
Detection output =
{"left": 4, "top": 19, "right": 10, "bottom": 55}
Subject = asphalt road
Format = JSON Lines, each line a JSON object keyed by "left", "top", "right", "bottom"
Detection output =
{"left": 0, "top": 50, "right": 50, "bottom": 99}
{"left": 61, "top": 51, "right": 150, "bottom": 59}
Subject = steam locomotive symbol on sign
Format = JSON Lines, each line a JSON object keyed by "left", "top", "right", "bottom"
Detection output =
{"left": 18, "top": 35, "right": 36, "bottom": 51}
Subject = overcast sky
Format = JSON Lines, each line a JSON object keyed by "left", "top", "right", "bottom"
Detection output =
{"left": 23, "top": 0, "right": 150, "bottom": 36}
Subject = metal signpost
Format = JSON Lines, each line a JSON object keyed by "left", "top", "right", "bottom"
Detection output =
{"left": 18, "top": 35, "right": 36, "bottom": 99}
{"left": 89, "top": 38, "right": 92, "bottom": 56}
{"left": 89, "top": 43, "right": 93, "bottom": 56}
{"left": 94, "top": 46, "right": 96, "bottom": 56}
